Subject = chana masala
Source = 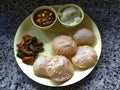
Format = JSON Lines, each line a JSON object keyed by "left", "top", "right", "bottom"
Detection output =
{"left": 34, "top": 9, "right": 56, "bottom": 26}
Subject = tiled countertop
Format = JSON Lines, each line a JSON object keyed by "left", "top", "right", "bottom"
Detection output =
{"left": 0, "top": 0, "right": 120, "bottom": 90}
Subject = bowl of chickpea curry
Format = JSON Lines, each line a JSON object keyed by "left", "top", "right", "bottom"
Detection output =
{"left": 31, "top": 6, "right": 57, "bottom": 30}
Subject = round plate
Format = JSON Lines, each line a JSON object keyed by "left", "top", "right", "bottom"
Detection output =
{"left": 14, "top": 5, "right": 102, "bottom": 87}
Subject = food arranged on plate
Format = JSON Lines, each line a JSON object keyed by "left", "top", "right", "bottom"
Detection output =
{"left": 15, "top": 4, "right": 101, "bottom": 85}
{"left": 16, "top": 28, "right": 97, "bottom": 83}
{"left": 16, "top": 34, "right": 44, "bottom": 64}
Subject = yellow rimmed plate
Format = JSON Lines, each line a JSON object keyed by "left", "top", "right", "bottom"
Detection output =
{"left": 14, "top": 5, "right": 102, "bottom": 87}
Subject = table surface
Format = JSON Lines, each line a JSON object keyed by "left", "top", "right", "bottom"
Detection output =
{"left": 0, "top": 0, "right": 120, "bottom": 90}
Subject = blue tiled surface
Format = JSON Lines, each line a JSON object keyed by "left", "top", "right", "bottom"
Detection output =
{"left": 0, "top": 0, "right": 120, "bottom": 90}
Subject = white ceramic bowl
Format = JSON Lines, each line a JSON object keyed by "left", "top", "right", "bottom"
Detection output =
{"left": 31, "top": 6, "right": 58, "bottom": 30}
{"left": 58, "top": 4, "right": 84, "bottom": 27}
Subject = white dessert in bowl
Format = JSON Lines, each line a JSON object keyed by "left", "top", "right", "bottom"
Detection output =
{"left": 58, "top": 4, "right": 84, "bottom": 27}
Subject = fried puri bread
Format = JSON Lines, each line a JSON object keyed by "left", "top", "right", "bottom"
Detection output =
{"left": 52, "top": 35, "right": 77, "bottom": 58}
{"left": 72, "top": 46, "right": 98, "bottom": 69}
{"left": 73, "top": 28, "right": 95, "bottom": 45}
{"left": 33, "top": 56, "right": 50, "bottom": 78}
{"left": 46, "top": 55, "right": 74, "bottom": 83}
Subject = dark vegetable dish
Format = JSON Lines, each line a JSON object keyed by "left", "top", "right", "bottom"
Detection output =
{"left": 34, "top": 9, "right": 56, "bottom": 26}
{"left": 16, "top": 34, "right": 44, "bottom": 64}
